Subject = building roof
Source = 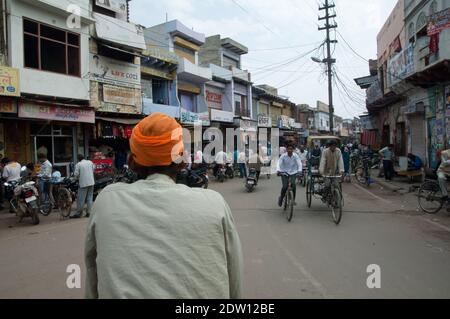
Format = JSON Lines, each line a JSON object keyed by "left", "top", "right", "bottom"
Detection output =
{"left": 150, "top": 20, "right": 205, "bottom": 45}
{"left": 354, "top": 75, "right": 378, "bottom": 89}
{"left": 221, "top": 38, "right": 248, "bottom": 55}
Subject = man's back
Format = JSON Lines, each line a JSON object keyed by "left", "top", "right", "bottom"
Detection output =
{"left": 3, "top": 162, "right": 21, "bottom": 181}
{"left": 75, "top": 160, "right": 95, "bottom": 188}
{"left": 85, "top": 174, "right": 243, "bottom": 299}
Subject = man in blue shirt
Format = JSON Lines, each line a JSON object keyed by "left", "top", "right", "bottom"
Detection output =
{"left": 277, "top": 144, "right": 302, "bottom": 207}
{"left": 379, "top": 144, "right": 395, "bottom": 181}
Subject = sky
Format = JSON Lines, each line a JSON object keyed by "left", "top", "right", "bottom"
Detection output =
{"left": 129, "top": 0, "right": 398, "bottom": 119}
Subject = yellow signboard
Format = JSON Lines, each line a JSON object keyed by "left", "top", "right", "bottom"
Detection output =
{"left": 0, "top": 66, "right": 20, "bottom": 97}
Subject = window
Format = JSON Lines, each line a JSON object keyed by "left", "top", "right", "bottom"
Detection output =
{"left": 23, "top": 19, "right": 80, "bottom": 76}
{"left": 416, "top": 12, "right": 427, "bottom": 34}
{"left": 179, "top": 92, "right": 196, "bottom": 112}
{"left": 93, "top": 3, "right": 116, "bottom": 18}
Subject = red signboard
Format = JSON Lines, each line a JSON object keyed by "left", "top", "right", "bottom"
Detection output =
{"left": 206, "top": 90, "right": 222, "bottom": 104}
{"left": 428, "top": 8, "right": 450, "bottom": 36}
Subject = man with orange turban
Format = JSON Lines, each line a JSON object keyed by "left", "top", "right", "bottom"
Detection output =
{"left": 85, "top": 113, "right": 243, "bottom": 299}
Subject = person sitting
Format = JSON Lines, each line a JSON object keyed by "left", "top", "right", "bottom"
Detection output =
{"left": 407, "top": 153, "right": 423, "bottom": 171}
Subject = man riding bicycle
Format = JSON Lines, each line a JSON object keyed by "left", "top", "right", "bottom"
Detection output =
{"left": 319, "top": 140, "right": 345, "bottom": 188}
{"left": 277, "top": 144, "right": 302, "bottom": 207}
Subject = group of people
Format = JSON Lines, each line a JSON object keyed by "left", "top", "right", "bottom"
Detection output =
{"left": 276, "top": 140, "right": 345, "bottom": 207}
{"left": 0, "top": 152, "right": 98, "bottom": 219}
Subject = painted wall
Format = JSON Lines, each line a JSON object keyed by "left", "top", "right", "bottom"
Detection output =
{"left": 8, "top": 0, "right": 90, "bottom": 100}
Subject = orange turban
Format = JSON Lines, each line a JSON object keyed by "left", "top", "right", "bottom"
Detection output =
{"left": 130, "top": 113, "right": 184, "bottom": 167}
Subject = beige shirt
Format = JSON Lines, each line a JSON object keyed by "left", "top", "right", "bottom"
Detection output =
{"left": 85, "top": 174, "right": 243, "bottom": 299}
{"left": 438, "top": 150, "right": 450, "bottom": 174}
{"left": 319, "top": 148, "right": 345, "bottom": 176}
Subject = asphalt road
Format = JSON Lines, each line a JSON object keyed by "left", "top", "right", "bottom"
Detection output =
{"left": 1, "top": 175, "right": 450, "bottom": 299}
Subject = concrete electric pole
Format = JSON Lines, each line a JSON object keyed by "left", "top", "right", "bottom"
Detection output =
{"left": 318, "top": 0, "right": 337, "bottom": 135}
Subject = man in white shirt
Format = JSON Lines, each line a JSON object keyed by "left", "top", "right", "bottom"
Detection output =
{"left": 2, "top": 158, "right": 22, "bottom": 182}
{"left": 277, "top": 144, "right": 302, "bottom": 207}
{"left": 37, "top": 153, "right": 52, "bottom": 205}
{"left": 71, "top": 154, "right": 95, "bottom": 219}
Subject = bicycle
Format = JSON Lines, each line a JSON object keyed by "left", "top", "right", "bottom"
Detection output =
{"left": 280, "top": 172, "right": 297, "bottom": 222}
{"left": 355, "top": 156, "right": 371, "bottom": 187}
{"left": 322, "top": 176, "right": 344, "bottom": 225}
{"left": 417, "top": 178, "right": 448, "bottom": 214}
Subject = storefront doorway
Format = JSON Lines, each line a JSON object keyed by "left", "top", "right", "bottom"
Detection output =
{"left": 31, "top": 123, "right": 76, "bottom": 176}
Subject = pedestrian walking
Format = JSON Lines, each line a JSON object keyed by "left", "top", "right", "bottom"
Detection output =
{"left": 71, "top": 155, "right": 95, "bottom": 219}
{"left": 379, "top": 144, "right": 395, "bottom": 181}
{"left": 85, "top": 113, "right": 243, "bottom": 299}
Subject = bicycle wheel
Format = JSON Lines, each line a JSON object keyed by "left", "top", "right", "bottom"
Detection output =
{"left": 286, "top": 190, "right": 294, "bottom": 222}
{"left": 418, "top": 181, "right": 444, "bottom": 214}
{"left": 331, "top": 187, "right": 343, "bottom": 225}
{"left": 306, "top": 178, "right": 312, "bottom": 208}
{"left": 283, "top": 192, "right": 288, "bottom": 212}
{"left": 57, "top": 187, "right": 73, "bottom": 218}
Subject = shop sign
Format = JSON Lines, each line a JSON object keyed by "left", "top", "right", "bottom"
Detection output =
{"left": 103, "top": 84, "right": 136, "bottom": 106}
{"left": 278, "top": 115, "right": 291, "bottom": 129}
{"left": 90, "top": 54, "right": 141, "bottom": 89}
{"left": 211, "top": 109, "right": 234, "bottom": 123}
{"left": 0, "top": 66, "right": 20, "bottom": 97}
{"left": 428, "top": 8, "right": 450, "bottom": 36}
{"left": 0, "top": 99, "right": 17, "bottom": 113}
{"left": 18, "top": 103, "right": 95, "bottom": 124}
{"left": 257, "top": 115, "right": 272, "bottom": 128}
{"left": 206, "top": 88, "right": 223, "bottom": 110}
{"left": 387, "top": 44, "right": 414, "bottom": 86}
{"left": 180, "top": 109, "right": 210, "bottom": 126}
{"left": 95, "top": 0, "right": 127, "bottom": 15}
{"left": 93, "top": 13, "right": 146, "bottom": 51}
{"left": 360, "top": 115, "right": 375, "bottom": 130}
{"left": 402, "top": 103, "right": 425, "bottom": 115}
{"left": 290, "top": 122, "right": 302, "bottom": 129}
{"left": 235, "top": 119, "right": 257, "bottom": 132}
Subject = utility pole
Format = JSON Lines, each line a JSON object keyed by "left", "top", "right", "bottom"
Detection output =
{"left": 318, "top": 0, "right": 337, "bottom": 135}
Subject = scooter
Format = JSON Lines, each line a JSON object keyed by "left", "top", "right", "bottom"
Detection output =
{"left": 245, "top": 168, "right": 258, "bottom": 192}
{"left": 216, "top": 164, "right": 227, "bottom": 183}
{"left": 9, "top": 180, "right": 40, "bottom": 225}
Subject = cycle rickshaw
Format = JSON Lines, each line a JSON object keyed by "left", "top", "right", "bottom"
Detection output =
{"left": 305, "top": 136, "right": 344, "bottom": 225}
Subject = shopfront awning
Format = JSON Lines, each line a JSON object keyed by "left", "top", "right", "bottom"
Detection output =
{"left": 96, "top": 117, "right": 142, "bottom": 125}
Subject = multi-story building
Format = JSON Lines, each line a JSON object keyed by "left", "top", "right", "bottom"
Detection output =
{"left": 144, "top": 20, "right": 212, "bottom": 132}
{"left": 199, "top": 35, "right": 253, "bottom": 145}
{"left": 314, "top": 101, "right": 331, "bottom": 133}
{"left": 1, "top": 0, "right": 96, "bottom": 173}
{"left": 357, "top": 0, "right": 450, "bottom": 168}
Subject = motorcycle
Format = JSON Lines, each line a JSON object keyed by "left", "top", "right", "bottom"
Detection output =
{"left": 10, "top": 180, "right": 40, "bottom": 225}
{"left": 114, "top": 165, "right": 137, "bottom": 184}
{"left": 225, "top": 161, "right": 234, "bottom": 179}
{"left": 177, "top": 168, "right": 209, "bottom": 189}
{"left": 245, "top": 168, "right": 258, "bottom": 192}
{"left": 3, "top": 179, "right": 21, "bottom": 214}
{"left": 216, "top": 164, "right": 227, "bottom": 183}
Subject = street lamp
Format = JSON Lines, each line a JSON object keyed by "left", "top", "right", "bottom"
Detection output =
{"left": 311, "top": 56, "right": 335, "bottom": 135}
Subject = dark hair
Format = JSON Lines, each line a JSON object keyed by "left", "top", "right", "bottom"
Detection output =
{"left": 78, "top": 154, "right": 85, "bottom": 162}
{"left": 286, "top": 143, "right": 295, "bottom": 149}
{"left": 129, "top": 156, "right": 184, "bottom": 181}
{"left": 328, "top": 140, "right": 338, "bottom": 147}
{"left": 26, "top": 163, "right": 34, "bottom": 170}
{"left": 1, "top": 157, "right": 9, "bottom": 165}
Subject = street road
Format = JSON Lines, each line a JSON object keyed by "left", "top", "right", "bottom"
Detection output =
{"left": 1, "top": 176, "right": 450, "bottom": 299}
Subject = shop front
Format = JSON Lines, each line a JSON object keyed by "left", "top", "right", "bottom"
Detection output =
{"left": 17, "top": 101, "right": 95, "bottom": 176}
{"left": 403, "top": 103, "right": 427, "bottom": 165}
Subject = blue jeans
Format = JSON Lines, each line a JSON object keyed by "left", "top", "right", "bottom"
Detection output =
{"left": 75, "top": 186, "right": 94, "bottom": 216}
{"left": 39, "top": 179, "right": 51, "bottom": 205}
{"left": 239, "top": 163, "right": 247, "bottom": 178}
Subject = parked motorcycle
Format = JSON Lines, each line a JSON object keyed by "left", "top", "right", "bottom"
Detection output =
{"left": 114, "top": 165, "right": 138, "bottom": 184}
{"left": 9, "top": 180, "right": 40, "bottom": 225}
{"left": 245, "top": 168, "right": 258, "bottom": 192}
{"left": 177, "top": 168, "right": 209, "bottom": 189}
